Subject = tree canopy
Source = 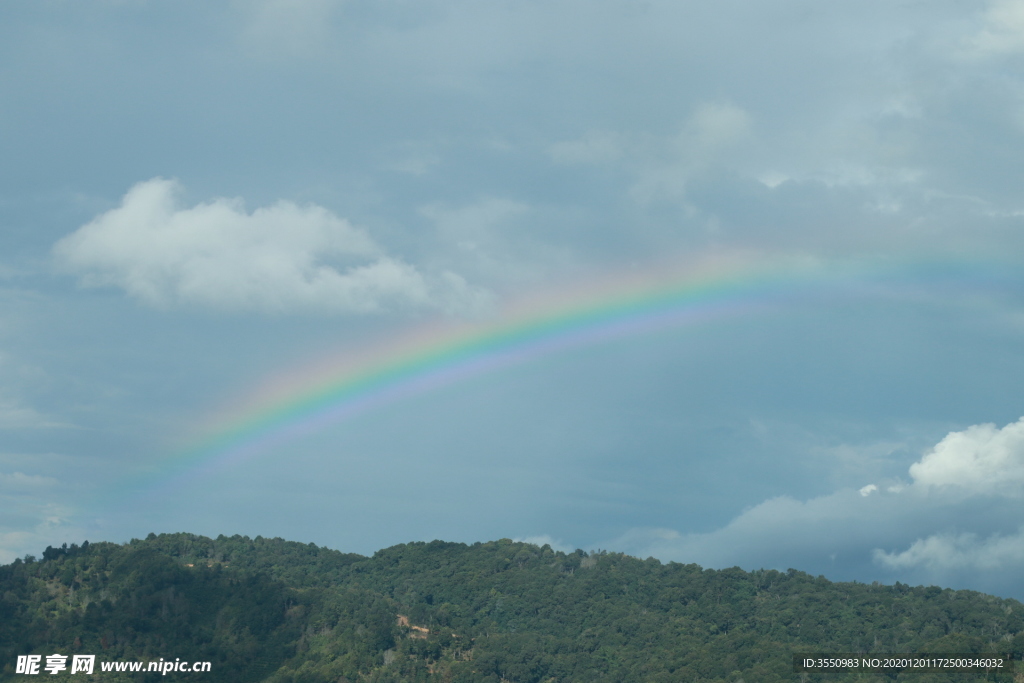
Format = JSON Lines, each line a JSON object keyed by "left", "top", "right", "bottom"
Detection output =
{"left": 2, "top": 533, "right": 1021, "bottom": 682}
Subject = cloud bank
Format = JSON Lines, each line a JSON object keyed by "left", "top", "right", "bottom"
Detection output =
{"left": 874, "top": 530, "right": 1024, "bottom": 572}
{"left": 612, "top": 417, "right": 1024, "bottom": 596}
{"left": 54, "top": 179, "right": 488, "bottom": 315}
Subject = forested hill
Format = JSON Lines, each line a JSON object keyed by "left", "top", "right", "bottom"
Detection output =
{"left": 2, "top": 534, "right": 1023, "bottom": 682}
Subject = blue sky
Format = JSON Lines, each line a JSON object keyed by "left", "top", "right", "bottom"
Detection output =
{"left": 4, "top": 0, "right": 1024, "bottom": 598}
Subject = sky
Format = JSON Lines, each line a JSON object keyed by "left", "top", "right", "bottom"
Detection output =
{"left": 3, "top": 0, "right": 1024, "bottom": 598}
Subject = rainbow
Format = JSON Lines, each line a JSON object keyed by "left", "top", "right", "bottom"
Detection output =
{"left": 130, "top": 252, "right": 1018, "bottom": 496}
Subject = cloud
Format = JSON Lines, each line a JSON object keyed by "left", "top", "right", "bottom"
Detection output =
{"left": 908, "top": 417, "right": 1024, "bottom": 496}
{"left": 0, "top": 472, "right": 57, "bottom": 490}
{"left": 549, "top": 130, "right": 628, "bottom": 165}
{"left": 0, "top": 398, "right": 66, "bottom": 430}
{"left": 607, "top": 486, "right": 926, "bottom": 572}
{"left": 605, "top": 418, "right": 1024, "bottom": 595}
{"left": 424, "top": 197, "right": 529, "bottom": 255}
{"left": 548, "top": 101, "right": 756, "bottom": 215}
{"left": 0, "top": 530, "right": 38, "bottom": 564}
{"left": 874, "top": 529, "right": 1024, "bottom": 571}
{"left": 561, "top": 103, "right": 760, "bottom": 212}
{"left": 0, "top": 463, "right": 79, "bottom": 563}
{"left": 685, "top": 102, "right": 752, "bottom": 150}
{"left": 513, "top": 534, "right": 575, "bottom": 554}
{"left": 550, "top": 102, "right": 752, "bottom": 192}
{"left": 963, "top": 0, "right": 1024, "bottom": 57}
{"left": 0, "top": 501, "right": 79, "bottom": 565}
{"left": 859, "top": 417, "right": 1024, "bottom": 577}
{"left": 420, "top": 197, "right": 577, "bottom": 288}
{"left": 387, "top": 153, "right": 442, "bottom": 177}
{"left": 237, "top": 0, "right": 343, "bottom": 58}
{"left": 0, "top": 350, "right": 70, "bottom": 431}
{"left": 54, "top": 179, "right": 486, "bottom": 315}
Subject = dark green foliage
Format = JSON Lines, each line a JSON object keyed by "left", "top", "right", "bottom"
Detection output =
{"left": 1, "top": 533, "right": 1021, "bottom": 682}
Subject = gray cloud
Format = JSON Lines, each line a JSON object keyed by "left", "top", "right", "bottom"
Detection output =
{"left": 874, "top": 529, "right": 1024, "bottom": 572}
{"left": 0, "top": 499, "right": 77, "bottom": 564}
{"left": 237, "top": 0, "right": 343, "bottom": 59}
{"left": 0, "top": 472, "right": 57, "bottom": 490}
{"left": 0, "top": 350, "right": 66, "bottom": 430}
{"left": 961, "top": 0, "right": 1024, "bottom": 57}
{"left": 610, "top": 417, "right": 1024, "bottom": 595}
{"left": 0, "top": 399, "right": 63, "bottom": 430}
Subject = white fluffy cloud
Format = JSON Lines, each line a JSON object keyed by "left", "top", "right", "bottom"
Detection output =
{"left": 55, "top": 179, "right": 485, "bottom": 314}
{"left": 861, "top": 417, "right": 1024, "bottom": 576}
{"left": 908, "top": 417, "right": 1024, "bottom": 495}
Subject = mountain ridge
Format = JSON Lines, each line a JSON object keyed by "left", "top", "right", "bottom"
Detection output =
{"left": 2, "top": 532, "right": 1021, "bottom": 681}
